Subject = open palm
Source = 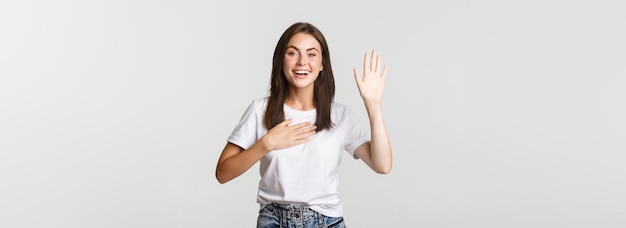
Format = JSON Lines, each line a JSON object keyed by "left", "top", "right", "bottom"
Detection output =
{"left": 354, "top": 50, "right": 388, "bottom": 103}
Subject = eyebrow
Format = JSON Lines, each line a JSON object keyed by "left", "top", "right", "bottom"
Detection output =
{"left": 287, "top": 46, "right": 320, "bottom": 52}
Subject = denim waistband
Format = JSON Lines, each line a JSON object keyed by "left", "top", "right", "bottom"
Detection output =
{"left": 258, "top": 203, "right": 344, "bottom": 227}
{"left": 268, "top": 203, "right": 312, "bottom": 211}
{"left": 265, "top": 203, "right": 321, "bottom": 222}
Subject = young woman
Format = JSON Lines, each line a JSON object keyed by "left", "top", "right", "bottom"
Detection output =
{"left": 215, "top": 22, "right": 392, "bottom": 228}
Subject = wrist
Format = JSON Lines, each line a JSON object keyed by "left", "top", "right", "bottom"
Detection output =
{"left": 259, "top": 135, "right": 273, "bottom": 152}
{"left": 363, "top": 99, "right": 382, "bottom": 108}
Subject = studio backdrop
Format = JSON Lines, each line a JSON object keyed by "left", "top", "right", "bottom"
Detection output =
{"left": 1, "top": 0, "right": 625, "bottom": 227}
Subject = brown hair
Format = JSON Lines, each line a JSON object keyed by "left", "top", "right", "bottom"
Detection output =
{"left": 264, "top": 22, "right": 335, "bottom": 132}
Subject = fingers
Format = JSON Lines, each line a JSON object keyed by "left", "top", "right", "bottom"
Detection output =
{"left": 288, "top": 121, "right": 316, "bottom": 133}
{"left": 362, "top": 50, "right": 383, "bottom": 74}
{"left": 382, "top": 65, "right": 388, "bottom": 80}
{"left": 289, "top": 121, "right": 313, "bottom": 129}
{"left": 363, "top": 51, "right": 369, "bottom": 74}
{"left": 266, "top": 119, "right": 318, "bottom": 150}
{"left": 284, "top": 120, "right": 317, "bottom": 134}
{"left": 280, "top": 118, "right": 293, "bottom": 126}
{"left": 375, "top": 51, "right": 381, "bottom": 73}
{"left": 370, "top": 50, "right": 377, "bottom": 72}
{"left": 293, "top": 134, "right": 314, "bottom": 144}
{"left": 295, "top": 124, "right": 316, "bottom": 133}
{"left": 353, "top": 68, "right": 361, "bottom": 83}
{"left": 296, "top": 125, "right": 317, "bottom": 137}
{"left": 280, "top": 119, "right": 313, "bottom": 128}
{"left": 288, "top": 123, "right": 316, "bottom": 146}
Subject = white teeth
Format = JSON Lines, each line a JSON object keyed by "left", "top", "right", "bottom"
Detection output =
{"left": 294, "top": 71, "right": 309, "bottom": 74}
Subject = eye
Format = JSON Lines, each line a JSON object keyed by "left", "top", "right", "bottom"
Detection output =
{"left": 287, "top": 51, "right": 298, "bottom": 56}
{"left": 307, "top": 53, "right": 317, "bottom": 57}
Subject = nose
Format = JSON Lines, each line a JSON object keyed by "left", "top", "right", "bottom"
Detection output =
{"left": 296, "top": 56, "right": 306, "bottom": 66}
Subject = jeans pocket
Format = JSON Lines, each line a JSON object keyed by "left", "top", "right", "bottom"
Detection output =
{"left": 257, "top": 205, "right": 280, "bottom": 228}
{"left": 258, "top": 205, "right": 278, "bottom": 219}
{"left": 326, "top": 216, "right": 345, "bottom": 228}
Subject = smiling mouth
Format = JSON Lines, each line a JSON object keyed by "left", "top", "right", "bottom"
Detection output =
{"left": 294, "top": 71, "right": 310, "bottom": 78}
{"left": 294, "top": 70, "right": 310, "bottom": 76}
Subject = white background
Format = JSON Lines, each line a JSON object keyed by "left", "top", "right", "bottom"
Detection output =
{"left": 1, "top": 0, "right": 625, "bottom": 227}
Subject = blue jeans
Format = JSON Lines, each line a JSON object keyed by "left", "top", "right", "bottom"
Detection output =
{"left": 257, "top": 203, "right": 347, "bottom": 228}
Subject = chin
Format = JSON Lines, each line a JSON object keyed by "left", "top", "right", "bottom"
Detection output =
{"left": 291, "top": 83, "right": 315, "bottom": 89}
{"left": 288, "top": 78, "right": 316, "bottom": 89}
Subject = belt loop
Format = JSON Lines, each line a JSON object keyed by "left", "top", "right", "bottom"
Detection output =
{"left": 281, "top": 207, "right": 287, "bottom": 228}
{"left": 318, "top": 213, "right": 325, "bottom": 227}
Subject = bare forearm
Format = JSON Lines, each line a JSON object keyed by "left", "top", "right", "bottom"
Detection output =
{"left": 364, "top": 100, "right": 393, "bottom": 173}
{"left": 215, "top": 140, "right": 269, "bottom": 184}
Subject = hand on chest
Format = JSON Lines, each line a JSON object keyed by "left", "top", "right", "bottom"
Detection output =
{"left": 264, "top": 129, "right": 343, "bottom": 166}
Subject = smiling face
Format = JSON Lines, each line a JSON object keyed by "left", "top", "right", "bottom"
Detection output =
{"left": 282, "top": 32, "right": 323, "bottom": 90}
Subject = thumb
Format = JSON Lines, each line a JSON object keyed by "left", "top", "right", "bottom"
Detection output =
{"left": 281, "top": 118, "right": 293, "bottom": 126}
{"left": 353, "top": 68, "right": 361, "bottom": 85}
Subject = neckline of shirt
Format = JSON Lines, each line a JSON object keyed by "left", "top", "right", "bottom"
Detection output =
{"left": 283, "top": 103, "right": 316, "bottom": 114}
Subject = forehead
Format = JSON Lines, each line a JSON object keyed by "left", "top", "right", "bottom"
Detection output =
{"left": 287, "top": 32, "right": 321, "bottom": 50}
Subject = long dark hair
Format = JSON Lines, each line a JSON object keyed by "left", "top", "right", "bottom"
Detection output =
{"left": 264, "top": 22, "right": 335, "bottom": 132}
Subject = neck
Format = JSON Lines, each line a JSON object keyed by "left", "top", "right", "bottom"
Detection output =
{"left": 285, "top": 87, "right": 315, "bottom": 111}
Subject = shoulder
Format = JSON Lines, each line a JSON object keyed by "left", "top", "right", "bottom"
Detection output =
{"left": 330, "top": 101, "right": 363, "bottom": 132}
{"left": 238, "top": 97, "right": 269, "bottom": 117}
{"left": 331, "top": 100, "right": 347, "bottom": 111}
{"left": 251, "top": 96, "right": 268, "bottom": 105}
{"left": 331, "top": 101, "right": 354, "bottom": 118}
{"left": 248, "top": 97, "right": 269, "bottom": 111}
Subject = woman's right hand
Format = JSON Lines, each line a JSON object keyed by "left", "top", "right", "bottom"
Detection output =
{"left": 216, "top": 119, "right": 315, "bottom": 184}
{"left": 261, "top": 119, "right": 317, "bottom": 151}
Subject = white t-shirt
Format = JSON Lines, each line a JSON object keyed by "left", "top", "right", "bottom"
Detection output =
{"left": 227, "top": 97, "right": 370, "bottom": 217}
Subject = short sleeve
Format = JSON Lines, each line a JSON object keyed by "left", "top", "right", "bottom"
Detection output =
{"left": 227, "top": 100, "right": 260, "bottom": 150}
{"left": 342, "top": 107, "right": 370, "bottom": 159}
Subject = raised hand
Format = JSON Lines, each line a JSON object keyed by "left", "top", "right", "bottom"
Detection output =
{"left": 262, "top": 119, "right": 317, "bottom": 151}
{"left": 353, "top": 50, "right": 388, "bottom": 103}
